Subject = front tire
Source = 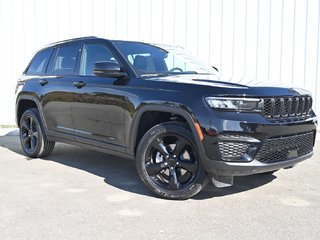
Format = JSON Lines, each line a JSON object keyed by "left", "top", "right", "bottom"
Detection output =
{"left": 136, "top": 122, "right": 208, "bottom": 200}
{"left": 19, "top": 108, "right": 55, "bottom": 158}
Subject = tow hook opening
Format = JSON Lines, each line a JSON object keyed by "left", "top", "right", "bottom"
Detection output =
{"left": 284, "top": 165, "right": 295, "bottom": 169}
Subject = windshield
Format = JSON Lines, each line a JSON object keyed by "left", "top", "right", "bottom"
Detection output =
{"left": 113, "top": 41, "right": 219, "bottom": 77}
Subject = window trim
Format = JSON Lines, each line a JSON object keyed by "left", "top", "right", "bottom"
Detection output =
{"left": 46, "top": 47, "right": 58, "bottom": 75}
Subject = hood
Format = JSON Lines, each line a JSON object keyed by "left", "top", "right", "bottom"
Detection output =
{"left": 148, "top": 74, "right": 311, "bottom": 97}
{"left": 151, "top": 74, "right": 249, "bottom": 89}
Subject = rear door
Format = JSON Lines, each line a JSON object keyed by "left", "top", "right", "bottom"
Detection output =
{"left": 71, "top": 43, "right": 126, "bottom": 152}
{"left": 41, "top": 44, "right": 81, "bottom": 140}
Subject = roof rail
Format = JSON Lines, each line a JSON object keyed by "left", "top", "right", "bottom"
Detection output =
{"left": 46, "top": 36, "right": 99, "bottom": 46}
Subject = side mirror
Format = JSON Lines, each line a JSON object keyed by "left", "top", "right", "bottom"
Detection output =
{"left": 93, "top": 61, "right": 127, "bottom": 78}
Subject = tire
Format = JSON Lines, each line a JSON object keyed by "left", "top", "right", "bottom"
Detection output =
{"left": 136, "top": 122, "right": 208, "bottom": 200}
{"left": 19, "top": 108, "right": 55, "bottom": 158}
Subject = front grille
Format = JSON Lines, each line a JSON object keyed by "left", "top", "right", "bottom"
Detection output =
{"left": 263, "top": 96, "right": 312, "bottom": 121}
{"left": 255, "top": 131, "right": 314, "bottom": 163}
{"left": 218, "top": 142, "right": 250, "bottom": 161}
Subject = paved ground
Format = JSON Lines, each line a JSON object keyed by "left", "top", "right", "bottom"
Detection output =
{"left": 0, "top": 130, "right": 319, "bottom": 240}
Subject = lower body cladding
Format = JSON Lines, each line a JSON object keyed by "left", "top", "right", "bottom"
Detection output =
{"left": 200, "top": 119, "right": 317, "bottom": 188}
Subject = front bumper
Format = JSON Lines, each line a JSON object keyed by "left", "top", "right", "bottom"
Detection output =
{"left": 198, "top": 115, "right": 317, "bottom": 177}
{"left": 203, "top": 151, "right": 313, "bottom": 176}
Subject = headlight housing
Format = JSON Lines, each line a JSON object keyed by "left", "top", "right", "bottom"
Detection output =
{"left": 205, "top": 97, "right": 262, "bottom": 112}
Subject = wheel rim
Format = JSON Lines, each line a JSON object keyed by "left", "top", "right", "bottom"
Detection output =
{"left": 145, "top": 134, "right": 199, "bottom": 191}
{"left": 20, "top": 115, "right": 39, "bottom": 152}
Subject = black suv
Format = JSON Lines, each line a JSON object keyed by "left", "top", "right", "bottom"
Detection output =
{"left": 16, "top": 37, "right": 317, "bottom": 199}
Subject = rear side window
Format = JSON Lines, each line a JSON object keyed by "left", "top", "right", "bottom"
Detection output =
{"left": 48, "top": 45, "right": 80, "bottom": 75}
{"left": 26, "top": 48, "right": 52, "bottom": 75}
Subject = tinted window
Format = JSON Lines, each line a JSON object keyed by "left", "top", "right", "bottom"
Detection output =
{"left": 115, "top": 42, "right": 168, "bottom": 73}
{"left": 79, "top": 44, "right": 117, "bottom": 76}
{"left": 26, "top": 48, "right": 52, "bottom": 75}
{"left": 114, "top": 41, "right": 217, "bottom": 76}
{"left": 49, "top": 45, "right": 80, "bottom": 75}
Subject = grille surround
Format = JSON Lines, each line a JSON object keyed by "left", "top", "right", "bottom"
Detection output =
{"left": 255, "top": 131, "right": 314, "bottom": 163}
{"left": 263, "top": 96, "right": 312, "bottom": 121}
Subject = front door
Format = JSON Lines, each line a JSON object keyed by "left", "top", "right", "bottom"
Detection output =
{"left": 71, "top": 43, "right": 126, "bottom": 152}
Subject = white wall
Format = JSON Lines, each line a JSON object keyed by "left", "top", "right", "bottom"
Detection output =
{"left": 0, "top": 0, "right": 319, "bottom": 125}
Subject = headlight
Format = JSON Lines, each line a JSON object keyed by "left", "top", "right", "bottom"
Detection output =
{"left": 205, "top": 97, "right": 262, "bottom": 112}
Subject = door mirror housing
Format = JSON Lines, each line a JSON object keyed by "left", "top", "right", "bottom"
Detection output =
{"left": 93, "top": 61, "right": 127, "bottom": 78}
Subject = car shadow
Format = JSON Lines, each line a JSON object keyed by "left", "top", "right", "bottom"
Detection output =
{"left": 193, "top": 174, "right": 276, "bottom": 200}
{"left": 0, "top": 134, "right": 277, "bottom": 200}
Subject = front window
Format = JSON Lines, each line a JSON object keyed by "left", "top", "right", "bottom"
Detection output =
{"left": 79, "top": 44, "right": 118, "bottom": 76}
{"left": 113, "top": 41, "right": 218, "bottom": 76}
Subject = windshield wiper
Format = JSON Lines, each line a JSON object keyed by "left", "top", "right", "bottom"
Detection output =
{"left": 140, "top": 73, "right": 170, "bottom": 77}
{"left": 140, "top": 71, "right": 200, "bottom": 77}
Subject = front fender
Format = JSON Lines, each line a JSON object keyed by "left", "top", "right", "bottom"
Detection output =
{"left": 126, "top": 102, "right": 206, "bottom": 159}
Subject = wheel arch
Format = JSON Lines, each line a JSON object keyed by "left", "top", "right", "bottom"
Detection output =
{"left": 16, "top": 94, "right": 47, "bottom": 129}
{"left": 127, "top": 104, "right": 205, "bottom": 158}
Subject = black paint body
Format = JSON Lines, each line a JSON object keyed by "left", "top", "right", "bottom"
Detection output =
{"left": 16, "top": 37, "right": 317, "bottom": 177}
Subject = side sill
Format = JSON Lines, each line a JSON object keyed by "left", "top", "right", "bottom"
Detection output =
{"left": 47, "top": 135, "right": 135, "bottom": 160}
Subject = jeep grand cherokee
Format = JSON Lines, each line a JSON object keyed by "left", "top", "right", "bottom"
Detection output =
{"left": 15, "top": 37, "right": 317, "bottom": 199}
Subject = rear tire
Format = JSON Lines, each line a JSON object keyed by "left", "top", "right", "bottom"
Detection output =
{"left": 19, "top": 108, "right": 55, "bottom": 158}
{"left": 136, "top": 122, "right": 208, "bottom": 200}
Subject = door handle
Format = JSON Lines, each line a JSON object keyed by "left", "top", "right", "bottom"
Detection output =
{"left": 73, "top": 81, "right": 86, "bottom": 88}
{"left": 38, "top": 79, "right": 48, "bottom": 86}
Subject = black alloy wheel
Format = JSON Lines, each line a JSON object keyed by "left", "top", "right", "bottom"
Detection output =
{"left": 19, "top": 108, "right": 55, "bottom": 158}
{"left": 20, "top": 114, "right": 40, "bottom": 153}
{"left": 145, "top": 134, "right": 198, "bottom": 191}
{"left": 136, "top": 122, "right": 207, "bottom": 200}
